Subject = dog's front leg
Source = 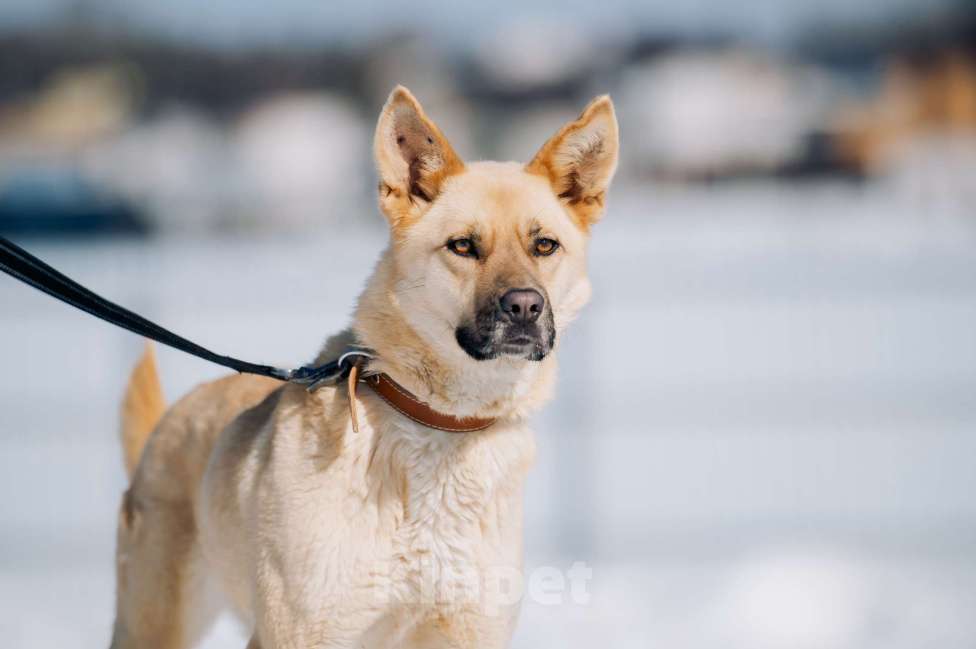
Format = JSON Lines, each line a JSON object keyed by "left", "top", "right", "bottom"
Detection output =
{"left": 404, "top": 609, "right": 518, "bottom": 649}
{"left": 251, "top": 597, "right": 384, "bottom": 649}
{"left": 251, "top": 626, "right": 371, "bottom": 649}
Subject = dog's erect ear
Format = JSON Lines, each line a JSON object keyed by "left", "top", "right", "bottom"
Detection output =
{"left": 374, "top": 85, "right": 464, "bottom": 227}
{"left": 526, "top": 95, "right": 619, "bottom": 229}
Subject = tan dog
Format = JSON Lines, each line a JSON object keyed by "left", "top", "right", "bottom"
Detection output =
{"left": 111, "top": 86, "right": 618, "bottom": 649}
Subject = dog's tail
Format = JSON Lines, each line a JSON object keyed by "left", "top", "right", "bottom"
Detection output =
{"left": 120, "top": 342, "right": 166, "bottom": 478}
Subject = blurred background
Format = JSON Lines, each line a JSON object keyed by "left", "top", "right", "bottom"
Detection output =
{"left": 2, "top": 1, "right": 976, "bottom": 647}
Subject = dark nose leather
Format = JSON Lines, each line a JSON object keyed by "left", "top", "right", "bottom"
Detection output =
{"left": 499, "top": 288, "right": 545, "bottom": 323}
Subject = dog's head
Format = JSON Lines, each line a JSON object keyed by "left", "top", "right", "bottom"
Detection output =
{"left": 372, "top": 86, "right": 618, "bottom": 364}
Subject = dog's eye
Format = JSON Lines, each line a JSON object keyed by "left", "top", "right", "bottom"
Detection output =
{"left": 447, "top": 238, "right": 477, "bottom": 258}
{"left": 533, "top": 238, "right": 560, "bottom": 256}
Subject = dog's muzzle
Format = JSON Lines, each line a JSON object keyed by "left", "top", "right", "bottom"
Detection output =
{"left": 455, "top": 288, "right": 556, "bottom": 361}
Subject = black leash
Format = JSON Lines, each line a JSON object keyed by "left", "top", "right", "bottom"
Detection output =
{"left": 0, "top": 235, "right": 352, "bottom": 389}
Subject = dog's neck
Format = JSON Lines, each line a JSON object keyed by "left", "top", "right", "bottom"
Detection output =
{"left": 343, "top": 254, "right": 557, "bottom": 421}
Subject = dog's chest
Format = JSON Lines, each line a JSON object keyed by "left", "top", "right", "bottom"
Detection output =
{"left": 383, "top": 434, "right": 518, "bottom": 608}
{"left": 277, "top": 421, "right": 532, "bottom": 629}
{"left": 367, "top": 424, "right": 530, "bottom": 601}
{"left": 393, "top": 433, "right": 499, "bottom": 550}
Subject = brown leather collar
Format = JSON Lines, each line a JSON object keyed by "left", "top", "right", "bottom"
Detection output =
{"left": 360, "top": 372, "right": 496, "bottom": 433}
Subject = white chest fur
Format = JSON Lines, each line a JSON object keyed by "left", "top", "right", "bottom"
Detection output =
{"left": 256, "top": 411, "right": 535, "bottom": 644}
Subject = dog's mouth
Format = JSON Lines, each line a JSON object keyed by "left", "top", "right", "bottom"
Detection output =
{"left": 454, "top": 300, "right": 556, "bottom": 362}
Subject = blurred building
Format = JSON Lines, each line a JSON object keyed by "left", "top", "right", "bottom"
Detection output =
{"left": 833, "top": 51, "right": 976, "bottom": 210}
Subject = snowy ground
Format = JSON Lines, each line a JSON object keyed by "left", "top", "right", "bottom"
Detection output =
{"left": 2, "top": 182, "right": 976, "bottom": 648}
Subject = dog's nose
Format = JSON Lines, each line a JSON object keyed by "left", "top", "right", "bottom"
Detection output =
{"left": 499, "top": 288, "right": 545, "bottom": 323}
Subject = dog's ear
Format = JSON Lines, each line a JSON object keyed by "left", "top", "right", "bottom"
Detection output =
{"left": 526, "top": 95, "right": 619, "bottom": 230}
{"left": 374, "top": 85, "right": 464, "bottom": 228}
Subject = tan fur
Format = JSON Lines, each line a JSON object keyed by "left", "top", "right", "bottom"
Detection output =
{"left": 375, "top": 86, "right": 466, "bottom": 229}
{"left": 110, "top": 87, "right": 618, "bottom": 649}
{"left": 119, "top": 342, "right": 166, "bottom": 477}
{"left": 526, "top": 95, "right": 619, "bottom": 230}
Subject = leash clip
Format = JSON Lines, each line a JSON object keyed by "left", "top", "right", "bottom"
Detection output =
{"left": 285, "top": 348, "right": 375, "bottom": 393}
{"left": 281, "top": 347, "right": 375, "bottom": 434}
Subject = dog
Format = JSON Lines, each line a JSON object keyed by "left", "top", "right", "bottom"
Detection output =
{"left": 110, "top": 86, "right": 618, "bottom": 649}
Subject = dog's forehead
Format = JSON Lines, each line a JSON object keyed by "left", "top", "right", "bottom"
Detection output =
{"left": 439, "top": 162, "right": 564, "bottom": 227}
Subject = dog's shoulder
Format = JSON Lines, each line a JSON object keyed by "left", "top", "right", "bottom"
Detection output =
{"left": 211, "top": 377, "right": 347, "bottom": 469}
{"left": 132, "top": 373, "right": 282, "bottom": 501}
